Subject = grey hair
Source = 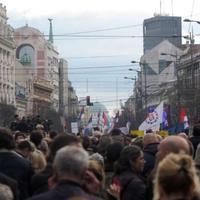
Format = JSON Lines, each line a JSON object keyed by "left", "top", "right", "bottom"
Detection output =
{"left": 0, "top": 184, "right": 13, "bottom": 200}
{"left": 53, "top": 146, "right": 89, "bottom": 179}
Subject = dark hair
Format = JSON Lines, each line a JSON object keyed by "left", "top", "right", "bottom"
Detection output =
{"left": 49, "top": 131, "right": 58, "bottom": 139}
{"left": 106, "top": 142, "right": 123, "bottom": 162}
{"left": 17, "top": 140, "right": 33, "bottom": 151}
{"left": 146, "top": 129, "right": 153, "bottom": 133}
{"left": 81, "top": 136, "right": 90, "bottom": 150}
{"left": 193, "top": 124, "right": 200, "bottom": 136}
{"left": 48, "top": 134, "right": 80, "bottom": 162}
{"left": 0, "top": 128, "right": 15, "bottom": 150}
{"left": 30, "top": 130, "right": 43, "bottom": 147}
{"left": 14, "top": 132, "right": 26, "bottom": 141}
{"left": 115, "top": 145, "right": 142, "bottom": 174}
{"left": 110, "top": 128, "right": 122, "bottom": 136}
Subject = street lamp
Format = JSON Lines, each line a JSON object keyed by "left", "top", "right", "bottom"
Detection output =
{"left": 124, "top": 76, "right": 136, "bottom": 81}
{"left": 131, "top": 60, "right": 148, "bottom": 111}
{"left": 128, "top": 68, "right": 141, "bottom": 73}
{"left": 183, "top": 18, "right": 200, "bottom": 24}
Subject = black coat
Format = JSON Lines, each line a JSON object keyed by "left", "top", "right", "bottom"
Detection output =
{"left": 0, "top": 151, "right": 34, "bottom": 200}
{"left": 116, "top": 170, "right": 146, "bottom": 200}
{"left": 190, "top": 136, "right": 200, "bottom": 155}
{"left": 28, "top": 180, "right": 101, "bottom": 200}
{"left": 30, "top": 163, "right": 53, "bottom": 195}
{"left": 142, "top": 143, "right": 159, "bottom": 178}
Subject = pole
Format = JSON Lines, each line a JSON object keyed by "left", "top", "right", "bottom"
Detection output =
{"left": 86, "top": 78, "right": 88, "bottom": 93}
{"left": 144, "top": 62, "right": 147, "bottom": 112}
{"left": 116, "top": 78, "right": 118, "bottom": 109}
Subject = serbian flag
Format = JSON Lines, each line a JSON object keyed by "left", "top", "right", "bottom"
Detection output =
{"left": 102, "top": 112, "right": 108, "bottom": 127}
{"left": 179, "top": 107, "right": 189, "bottom": 129}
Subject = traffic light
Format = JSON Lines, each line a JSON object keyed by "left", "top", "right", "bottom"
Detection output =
{"left": 86, "top": 96, "right": 93, "bottom": 106}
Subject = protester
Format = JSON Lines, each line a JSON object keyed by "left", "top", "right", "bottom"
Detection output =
{"left": 0, "top": 128, "right": 34, "bottom": 200}
{"left": 190, "top": 124, "right": 200, "bottom": 155}
{"left": 146, "top": 135, "right": 191, "bottom": 200}
{"left": 28, "top": 146, "right": 101, "bottom": 200}
{"left": 142, "top": 133, "right": 160, "bottom": 178}
{"left": 16, "top": 140, "right": 34, "bottom": 159}
{"left": 29, "top": 130, "right": 47, "bottom": 173}
{"left": 153, "top": 153, "right": 200, "bottom": 200}
{"left": 30, "top": 134, "right": 82, "bottom": 195}
{"left": 110, "top": 145, "right": 146, "bottom": 200}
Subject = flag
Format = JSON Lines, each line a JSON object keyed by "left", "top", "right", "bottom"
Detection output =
{"left": 97, "top": 111, "right": 101, "bottom": 126}
{"left": 126, "top": 121, "right": 131, "bottom": 133}
{"left": 162, "top": 110, "right": 168, "bottom": 129}
{"left": 139, "top": 101, "right": 164, "bottom": 131}
{"left": 179, "top": 107, "right": 189, "bottom": 130}
{"left": 110, "top": 110, "right": 120, "bottom": 129}
{"left": 102, "top": 112, "right": 108, "bottom": 127}
{"left": 78, "top": 107, "right": 84, "bottom": 120}
{"left": 86, "top": 114, "right": 93, "bottom": 129}
{"left": 115, "top": 110, "right": 119, "bottom": 123}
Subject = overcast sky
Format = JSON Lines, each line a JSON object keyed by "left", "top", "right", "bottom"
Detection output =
{"left": 2, "top": 0, "right": 200, "bottom": 112}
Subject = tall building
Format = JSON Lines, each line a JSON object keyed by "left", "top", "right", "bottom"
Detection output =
{"left": 143, "top": 15, "right": 182, "bottom": 53}
{"left": 0, "top": 3, "right": 15, "bottom": 105}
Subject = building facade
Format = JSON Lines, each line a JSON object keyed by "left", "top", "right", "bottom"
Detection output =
{"left": 0, "top": 3, "right": 15, "bottom": 105}
{"left": 140, "top": 40, "right": 184, "bottom": 109}
{"left": 59, "top": 58, "right": 69, "bottom": 117}
{"left": 67, "top": 81, "right": 78, "bottom": 131}
{"left": 177, "top": 44, "right": 200, "bottom": 124}
{"left": 14, "top": 25, "right": 59, "bottom": 115}
{"left": 143, "top": 15, "right": 182, "bottom": 53}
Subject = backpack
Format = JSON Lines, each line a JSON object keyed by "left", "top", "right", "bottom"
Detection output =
{"left": 112, "top": 176, "right": 135, "bottom": 200}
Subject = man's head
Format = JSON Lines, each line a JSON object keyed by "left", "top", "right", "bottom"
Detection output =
{"left": 143, "top": 133, "right": 160, "bottom": 147}
{"left": 49, "top": 134, "right": 81, "bottom": 162}
{"left": 0, "top": 128, "right": 15, "bottom": 150}
{"left": 156, "top": 136, "right": 190, "bottom": 165}
{"left": 53, "top": 146, "right": 89, "bottom": 182}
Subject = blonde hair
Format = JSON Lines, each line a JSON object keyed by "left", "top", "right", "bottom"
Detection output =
{"left": 88, "top": 160, "right": 105, "bottom": 187}
{"left": 0, "top": 183, "right": 13, "bottom": 200}
{"left": 154, "top": 153, "right": 200, "bottom": 200}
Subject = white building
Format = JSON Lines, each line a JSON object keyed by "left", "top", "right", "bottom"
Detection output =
{"left": 0, "top": 3, "right": 15, "bottom": 105}
{"left": 140, "top": 40, "right": 185, "bottom": 107}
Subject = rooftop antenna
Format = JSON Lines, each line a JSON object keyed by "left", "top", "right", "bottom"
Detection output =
{"left": 171, "top": 0, "right": 174, "bottom": 16}
{"left": 48, "top": 18, "right": 53, "bottom": 44}
{"left": 160, "top": 0, "right": 162, "bottom": 15}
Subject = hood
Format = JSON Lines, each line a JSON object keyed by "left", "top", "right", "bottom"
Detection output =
{"left": 143, "top": 143, "right": 159, "bottom": 155}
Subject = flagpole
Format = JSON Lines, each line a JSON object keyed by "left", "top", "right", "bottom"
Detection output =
{"left": 116, "top": 78, "right": 118, "bottom": 109}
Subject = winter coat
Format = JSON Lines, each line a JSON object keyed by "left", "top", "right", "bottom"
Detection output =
{"left": 0, "top": 150, "right": 34, "bottom": 200}
{"left": 190, "top": 136, "right": 200, "bottom": 156}
{"left": 115, "top": 170, "right": 146, "bottom": 200}
{"left": 142, "top": 143, "right": 159, "bottom": 178}
{"left": 28, "top": 180, "right": 102, "bottom": 200}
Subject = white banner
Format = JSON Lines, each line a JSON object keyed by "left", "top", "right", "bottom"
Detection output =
{"left": 139, "top": 101, "right": 164, "bottom": 131}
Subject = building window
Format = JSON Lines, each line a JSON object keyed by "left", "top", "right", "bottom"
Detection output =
{"left": 16, "top": 44, "right": 35, "bottom": 68}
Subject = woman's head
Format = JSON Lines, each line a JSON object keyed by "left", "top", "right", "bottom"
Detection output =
{"left": 115, "top": 145, "right": 144, "bottom": 174}
{"left": 154, "top": 153, "right": 200, "bottom": 200}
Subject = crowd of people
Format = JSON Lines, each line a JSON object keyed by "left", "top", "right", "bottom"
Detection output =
{"left": 0, "top": 121, "right": 200, "bottom": 200}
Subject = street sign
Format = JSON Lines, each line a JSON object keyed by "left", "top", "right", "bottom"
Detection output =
{"left": 71, "top": 122, "right": 79, "bottom": 135}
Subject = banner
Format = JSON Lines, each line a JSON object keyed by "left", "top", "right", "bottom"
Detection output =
{"left": 130, "top": 130, "right": 144, "bottom": 137}
{"left": 139, "top": 101, "right": 164, "bottom": 131}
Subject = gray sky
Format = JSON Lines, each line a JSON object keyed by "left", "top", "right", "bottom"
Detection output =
{"left": 3, "top": 0, "right": 200, "bottom": 113}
